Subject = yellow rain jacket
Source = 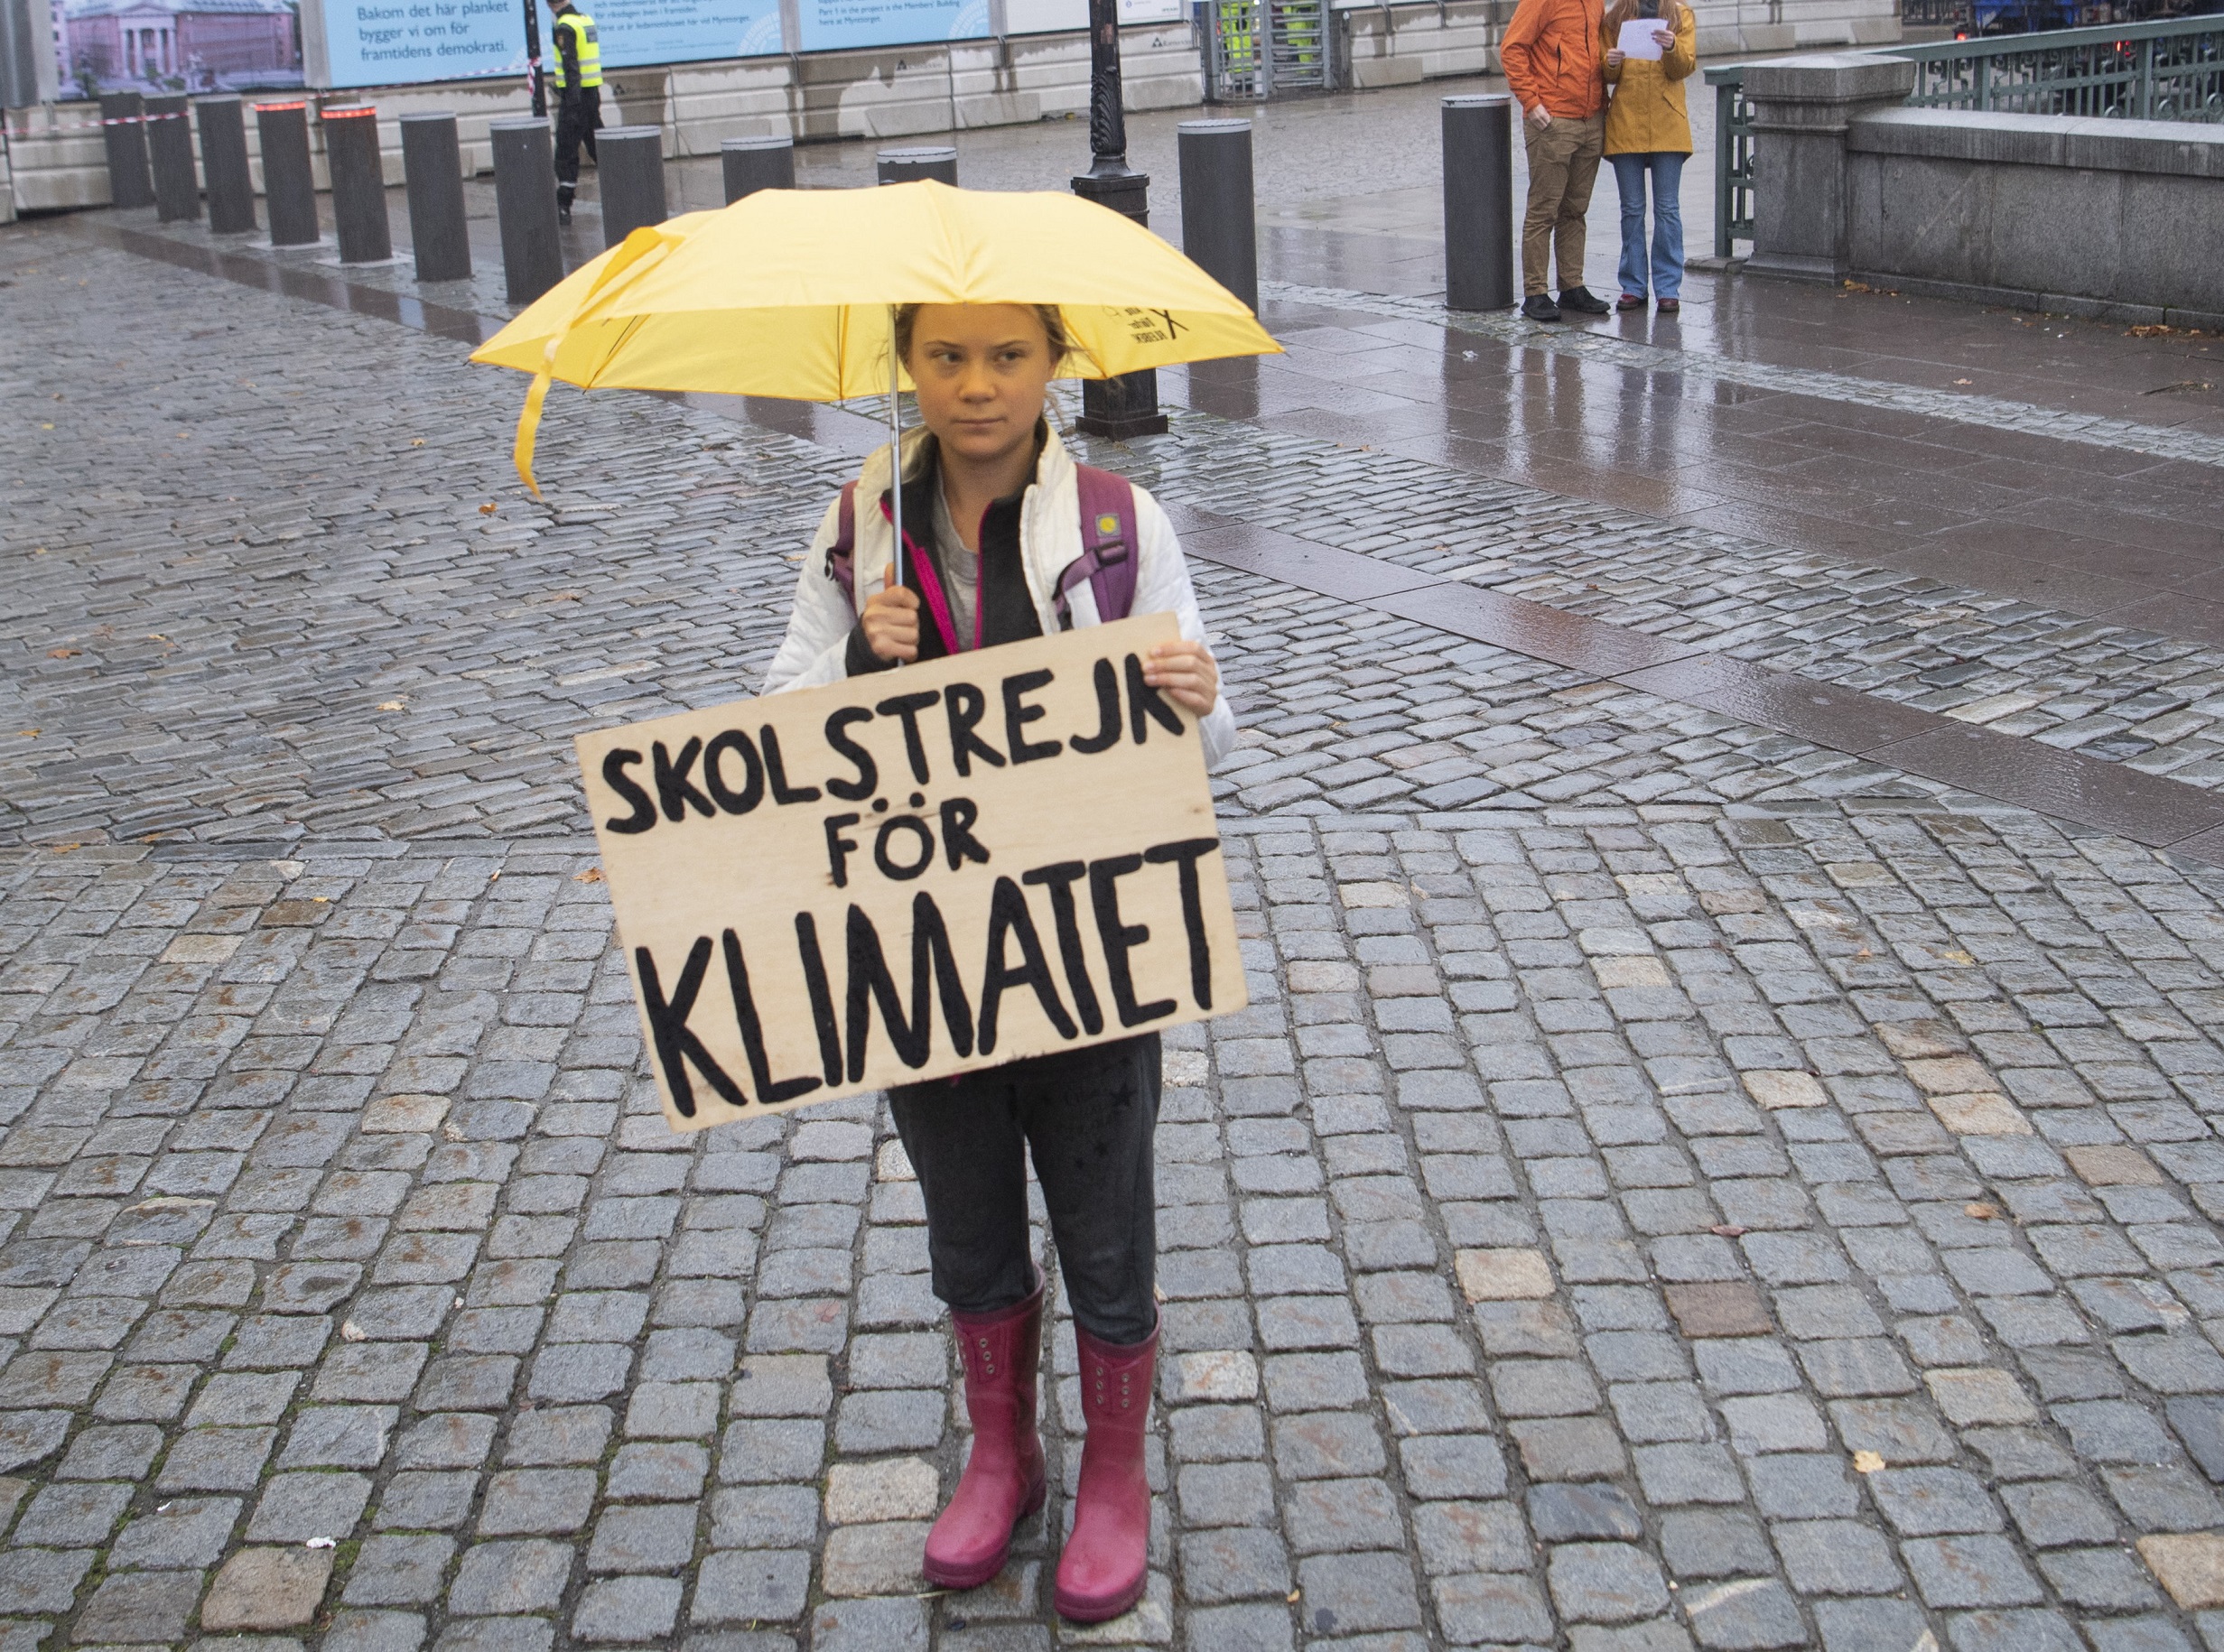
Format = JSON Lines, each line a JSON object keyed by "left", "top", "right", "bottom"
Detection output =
{"left": 1602, "top": 4, "right": 1697, "bottom": 156}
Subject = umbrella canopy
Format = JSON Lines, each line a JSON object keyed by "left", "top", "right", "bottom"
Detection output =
{"left": 472, "top": 181, "right": 1283, "bottom": 492}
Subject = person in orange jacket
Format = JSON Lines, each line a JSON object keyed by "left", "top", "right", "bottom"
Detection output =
{"left": 1500, "top": 0, "right": 1612, "bottom": 323}
{"left": 1603, "top": 0, "right": 1698, "bottom": 311}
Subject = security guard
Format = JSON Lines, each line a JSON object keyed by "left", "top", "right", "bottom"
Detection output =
{"left": 545, "top": 0, "right": 601, "bottom": 225}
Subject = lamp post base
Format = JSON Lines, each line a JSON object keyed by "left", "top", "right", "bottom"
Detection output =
{"left": 1070, "top": 165, "right": 1170, "bottom": 440}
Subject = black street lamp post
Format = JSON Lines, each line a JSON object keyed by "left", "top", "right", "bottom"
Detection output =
{"left": 524, "top": 0, "right": 546, "bottom": 117}
{"left": 1070, "top": 0, "right": 1168, "bottom": 439}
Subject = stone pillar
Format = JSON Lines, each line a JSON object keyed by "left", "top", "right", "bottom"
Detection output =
{"left": 401, "top": 113, "right": 471, "bottom": 282}
{"left": 598, "top": 125, "right": 667, "bottom": 248}
{"left": 490, "top": 116, "right": 563, "bottom": 304}
{"left": 196, "top": 96, "right": 256, "bottom": 234}
{"left": 722, "top": 135, "right": 794, "bottom": 202}
{"left": 1442, "top": 93, "right": 1515, "bottom": 311}
{"left": 98, "top": 91, "right": 154, "bottom": 209}
{"left": 877, "top": 145, "right": 957, "bottom": 186}
{"left": 1743, "top": 53, "right": 1916, "bottom": 283}
{"left": 323, "top": 105, "right": 392, "bottom": 265}
{"left": 255, "top": 100, "right": 319, "bottom": 246}
{"left": 1177, "top": 118, "right": 1257, "bottom": 311}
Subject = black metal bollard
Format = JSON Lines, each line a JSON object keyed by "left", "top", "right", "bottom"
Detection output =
{"left": 1177, "top": 118, "right": 1258, "bottom": 311}
{"left": 597, "top": 125, "right": 667, "bottom": 249}
{"left": 145, "top": 95, "right": 200, "bottom": 221}
{"left": 98, "top": 92, "right": 154, "bottom": 209}
{"left": 196, "top": 96, "right": 256, "bottom": 234}
{"left": 1443, "top": 94, "right": 1516, "bottom": 311}
{"left": 490, "top": 116, "right": 563, "bottom": 304}
{"left": 401, "top": 113, "right": 471, "bottom": 282}
{"left": 721, "top": 134, "right": 794, "bottom": 203}
{"left": 256, "top": 100, "right": 320, "bottom": 246}
{"left": 876, "top": 145, "right": 956, "bottom": 186}
{"left": 323, "top": 105, "right": 392, "bottom": 264}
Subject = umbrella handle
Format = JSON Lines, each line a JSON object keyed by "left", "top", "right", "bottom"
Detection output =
{"left": 887, "top": 303, "right": 905, "bottom": 607}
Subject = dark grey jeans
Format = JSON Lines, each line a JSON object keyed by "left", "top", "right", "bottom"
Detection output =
{"left": 888, "top": 1033, "right": 1161, "bottom": 1346}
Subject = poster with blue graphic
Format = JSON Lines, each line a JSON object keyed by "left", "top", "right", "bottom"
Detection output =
{"left": 798, "top": 0, "right": 988, "bottom": 51}
{"left": 324, "top": 0, "right": 524, "bottom": 87}
{"left": 597, "top": 0, "right": 785, "bottom": 66}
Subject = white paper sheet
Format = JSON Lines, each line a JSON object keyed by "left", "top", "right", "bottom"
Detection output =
{"left": 1617, "top": 17, "right": 1668, "bottom": 58}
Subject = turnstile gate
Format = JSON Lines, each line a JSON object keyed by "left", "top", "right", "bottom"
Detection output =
{"left": 1205, "top": 0, "right": 1326, "bottom": 98}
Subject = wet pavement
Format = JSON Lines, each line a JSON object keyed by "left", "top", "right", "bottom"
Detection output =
{"left": 5, "top": 67, "right": 2224, "bottom": 1652}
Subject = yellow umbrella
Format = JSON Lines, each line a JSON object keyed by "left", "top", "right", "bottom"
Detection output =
{"left": 472, "top": 180, "right": 1283, "bottom": 497}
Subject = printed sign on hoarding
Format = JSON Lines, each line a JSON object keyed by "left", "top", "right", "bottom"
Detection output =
{"left": 318, "top": 0, "right": 779, "bottom": 88}
{"left": 63, "top": 0, "right": 304, "bottom": 98}
{"left": 323, "top": 0, "right": 518, "bottom": 88}
{"left": 593, "top": 0, "right": 782, "bottom": 67}
{"left": 796, "top": 0, "right": 985, "bottom": 53}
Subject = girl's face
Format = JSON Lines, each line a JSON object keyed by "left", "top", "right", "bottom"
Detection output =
{"left": 905, "top": 304, "right": 1056, "bottom": 471}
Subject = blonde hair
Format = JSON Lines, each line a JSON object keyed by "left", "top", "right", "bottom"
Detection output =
{"left": 892, "top": 303, "right": 1075, "bottom": 369}
{"left": 1604, "top": 0, "right": 1684, "bottom": 33}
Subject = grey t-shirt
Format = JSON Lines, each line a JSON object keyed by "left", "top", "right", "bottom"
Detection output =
{"left": 931, "top": 484, "right": 982, "bottom": 652}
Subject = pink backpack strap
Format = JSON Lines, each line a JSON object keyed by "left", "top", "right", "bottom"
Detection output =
{"left": 826, "top": 481, "right": 859, "bottom": 609}
{"left": 1057, "top": 465, "right": 1140, "bottom": 629}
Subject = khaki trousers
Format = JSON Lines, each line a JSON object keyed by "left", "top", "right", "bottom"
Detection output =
{"left": 1520, "top": 111, "right": 1605, "bottom": 296}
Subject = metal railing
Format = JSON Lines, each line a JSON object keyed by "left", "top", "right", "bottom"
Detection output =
{"left": 1706, "top": 11, "right": 2224, "bottom": 255}
{"left": 1898, "top": 13, "right": 2224, "bottom": 114}
{"left": 1705, "top": 65, "right": 1757, "bottom": 264}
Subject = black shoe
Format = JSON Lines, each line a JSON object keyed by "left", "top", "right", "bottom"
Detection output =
{"left": 1559, "top": 285, "right": 1611, "bottom": 315}
{"left": 1521, "top": 293, "right": 1561, "bottom": 323}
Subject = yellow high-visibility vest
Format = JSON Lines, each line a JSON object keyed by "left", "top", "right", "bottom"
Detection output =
{"left": 552, "top": 9, "right": 602, "bottom": 89}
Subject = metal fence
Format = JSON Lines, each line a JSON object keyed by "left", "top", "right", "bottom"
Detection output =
{"left": 1706, "top": 11, "right": 2224, "bottom": 255}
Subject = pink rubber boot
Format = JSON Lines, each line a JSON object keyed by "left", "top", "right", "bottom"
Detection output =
{"left": 921, "top": 1278, "right": 1047, "bottom": 1590}
{"left": 1053, "top": 1315, "right": 1159, "bottom": 1622}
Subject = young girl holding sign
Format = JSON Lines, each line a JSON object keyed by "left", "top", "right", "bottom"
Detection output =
{"left": 763, "top": 304, "right": 1233, "bottom": 1622}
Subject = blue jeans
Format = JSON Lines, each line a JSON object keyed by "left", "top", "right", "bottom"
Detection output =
{"left": 1611, "top": 152, "right": 1686, "bottom": 300}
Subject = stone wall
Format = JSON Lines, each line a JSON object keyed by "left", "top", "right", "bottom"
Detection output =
{"left": 1847, "top": 107, "right": 2224, "bottom": 327}
{"left": 1745, "top": 51, "right": 2224, "bottom": 329}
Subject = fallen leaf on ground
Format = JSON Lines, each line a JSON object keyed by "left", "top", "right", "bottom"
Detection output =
{"left": 378, "top": 701, "right": 405, "bottom": 711}
{"left": 479, "top": 503, "right": 498, "bottom": 515}
{"left": 1965, "top": 1202, "right": 2000, "bottom": 1220}
{"left": 47, "top": 647, "right": 77, "bottom": 658}
{"left": 340, "top": 1321, "right": 368, "bottom": 1342}
{"left": 1853, "top": 1451, "right": 1885, "bottom": 1473}
{"left": 575, "top": 867, "right": 604, "bottom": 884}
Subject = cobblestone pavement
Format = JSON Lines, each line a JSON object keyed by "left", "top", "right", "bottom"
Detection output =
{"left": 14, "top": 211, "right": 2224, "bottom": 1652}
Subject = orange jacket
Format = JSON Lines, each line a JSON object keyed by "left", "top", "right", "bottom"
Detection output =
{"left": 1501, "top": 0, "right": 1606, "bottom": 120}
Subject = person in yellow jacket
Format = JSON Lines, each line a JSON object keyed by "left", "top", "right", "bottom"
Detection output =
{"left": 544, "top": 0, "right": 602, "bottom": 225}
{"left": 1602, "top": 0, "right": 1696, "bottom": 311}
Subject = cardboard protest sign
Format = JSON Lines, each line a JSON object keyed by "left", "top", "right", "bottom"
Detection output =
{"left": 577, "top": 613, "right": 1247, "bottom": 1133}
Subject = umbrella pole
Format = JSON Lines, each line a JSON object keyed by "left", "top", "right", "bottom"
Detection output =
{"left": 886, "top": 305, "right": 905, "bottom": 597}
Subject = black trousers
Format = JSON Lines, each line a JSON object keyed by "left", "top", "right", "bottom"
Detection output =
{"left": 554, "top": 87, "right": 600, "bottom": 190}
{"left": 889, "top": 1034, "right": 1160, "bottom": 1346}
